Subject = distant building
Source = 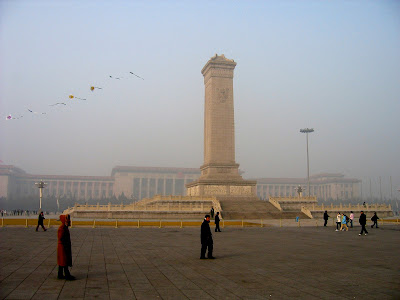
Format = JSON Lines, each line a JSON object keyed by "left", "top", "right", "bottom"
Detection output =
{"left": 0, "top": 165, "right": 360, "bottom": 203}
{"left": 255, "top": 173, "right": 361, "bottom": 201}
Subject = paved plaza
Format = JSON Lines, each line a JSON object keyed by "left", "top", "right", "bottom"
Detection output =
{"left": 0, "top": 224, "right": 399, "bottom": 299}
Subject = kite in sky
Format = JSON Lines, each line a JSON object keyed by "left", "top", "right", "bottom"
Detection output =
{"left": 28, "top": 109, "right": 46, "bottom": 115}
{"left": 69, "top": 95, "right": 86, "bottom": 100}
{"left": 49, "top": 102, "right": 67, "bottom": 106}
{"left": 90, "top": 86, "right": 102, "bottom": 91}
{"left": 6, "top": 114, "right": 23, "bottom": 120}
{"left": 130, "top": 72, "right": 144, "bottom": 80}
{"left": 4, "top": 70, "right": 144, "bottom": 122}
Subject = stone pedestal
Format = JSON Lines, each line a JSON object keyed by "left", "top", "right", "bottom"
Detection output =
{"left": 186, "top": 54, "right": 257, "bottom": 197}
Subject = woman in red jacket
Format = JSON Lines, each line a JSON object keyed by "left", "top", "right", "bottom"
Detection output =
{"left": 57, "top": 214, "right": 75, "bottom": 280}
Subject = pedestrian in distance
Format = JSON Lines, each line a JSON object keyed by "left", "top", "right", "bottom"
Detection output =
{"left": 200, "top": 214, "right": 215, "bottom": 259}
{"left": 371, "top": 212, "right": 379, "bottom": 228}
{"left": 336, "top": 212, "right": 341, "bottom": 231}
{"left": 359, "top": 211, "right": 368, "bottom": 236}
{"left": 215, "top": 212, "right": 221, "bottom": 232}
{"left": 210, "top": 207, "right": 214, "bottom": 218}
{"left": 323, "top": 210, "right": 329, "bottom": 227}
{"left": 340, "top": 213, "right": 349, "bottom": 231}
{"left": 36, "top": 211, "right": 47, "bottom": 231}
{"left": 349, "top": 211, "right": 354, "bottom": 228}
{"left": 57, "top": 214, "right": 75, "bottom": 280}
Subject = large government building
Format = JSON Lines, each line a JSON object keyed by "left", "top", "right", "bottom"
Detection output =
{"left": 0, "top": 164, "right": 360, "bottom": 202}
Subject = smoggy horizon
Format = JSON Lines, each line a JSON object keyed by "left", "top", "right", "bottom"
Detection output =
{"left": 1, "top": 1, "right": 399, "bottom": 200}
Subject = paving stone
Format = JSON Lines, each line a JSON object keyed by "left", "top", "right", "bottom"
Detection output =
{"left": 133, "top": 289, "right": 162, "bottom": 300}
{"left": 0, "top": 226, "right": 399, "bottom": 299}
{"left": 109, "top": 288, "right": 135, "bottom": 300}
{"left": 180, "top": 289, "right": 213, "bottom": 299}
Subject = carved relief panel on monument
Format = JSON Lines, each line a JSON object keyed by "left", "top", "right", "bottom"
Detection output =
{"left": 230, "top": 186, "right": 252, "bottom": 195}
{"left": 204, "top": 185, "right": 227, "bottom": 195}
{"left": 216, "top": 88, "right": 230, "bottom": 103}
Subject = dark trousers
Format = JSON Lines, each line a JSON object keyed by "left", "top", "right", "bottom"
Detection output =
{"left": 371, "top": 221, "right": 378, "bottom": 228}
{"left": 324, "top": 219, "right": 328, "bottom": 226}
{"left": 36, "top": 224, "right": 46, "bottom": 231}
{"left": 215, "top": 223, "right": 221, "bottom": 232}
{"left": 336, "top": 222, "right": 341, "bottom": 230}
{"left": 200, "top": 242, "right": 213, "bottom": 258}
{"left": 350, "top": 219, "right": 353, "bottom": 228}
{"left": 360, "top": 224, "right": 368, "bottom": 235}
{"left": 58, "top": 266, "right": 71, "bottom": 278}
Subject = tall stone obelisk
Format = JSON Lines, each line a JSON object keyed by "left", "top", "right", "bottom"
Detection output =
{"left": 186, "top": 54, "right": 257, "bottom": 197}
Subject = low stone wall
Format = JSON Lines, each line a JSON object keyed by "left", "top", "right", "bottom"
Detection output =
{"left": 64, "top": 195, "right": 223, "bottom": 219}
{"left": 72, "top": 210, "right": 209, "bottom": 219}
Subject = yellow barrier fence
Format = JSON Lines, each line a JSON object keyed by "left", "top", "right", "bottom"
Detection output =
{"left": 1, "top": 218, "right": 398, "bottom": 228}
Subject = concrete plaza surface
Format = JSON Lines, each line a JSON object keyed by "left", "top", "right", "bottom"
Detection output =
{"left": 0, "top": 225, "right": 399, "bottom": 300}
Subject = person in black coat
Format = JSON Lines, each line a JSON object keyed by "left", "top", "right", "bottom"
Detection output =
{"left": 371, "top": 212, "right": 379, "bottom": 228}
{"left": 359, "top": 211, "right": 368, "bottom": 236}
{"left": 323, "top": 210, "right": 329, "bottom": 227}
{"left": 200, "top": 215, "right": 214, "bottom": 259}
{"left": 215, "top": 212, "right": 221, "bottom": 232}
{"left": 36, "top": 211, "right": 47, "bottom": 231}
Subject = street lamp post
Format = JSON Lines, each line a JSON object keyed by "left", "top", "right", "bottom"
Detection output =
{"left": 35, "top": 180, "right": 47, "bottom": 210}
{"left": 300, "top": 128, "right": 314, "bottom": 197}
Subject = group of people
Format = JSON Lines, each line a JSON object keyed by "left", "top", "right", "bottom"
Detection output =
{"left": 323, "top": 210, "right": 380, "bottom": 235}
{"left": 46, "top": 207, "right": 221, "bottom": 281}
{"left": 38, "top": 205, "right": 383, "bottom": 281}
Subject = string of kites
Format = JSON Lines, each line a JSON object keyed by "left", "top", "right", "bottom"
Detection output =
{"left": 5, "top": 72, "right": 144, "bottom": 120}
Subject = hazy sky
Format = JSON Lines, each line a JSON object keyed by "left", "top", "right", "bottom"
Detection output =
{"left": 1, "top": 1, "right": 399, "bottom": 199}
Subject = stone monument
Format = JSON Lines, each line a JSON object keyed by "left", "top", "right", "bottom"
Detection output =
{"left": 186, "top": 54, "right": 257, "bottom": 198}
{"left": 64, "top": 54, "right": 323, "bottom": 220}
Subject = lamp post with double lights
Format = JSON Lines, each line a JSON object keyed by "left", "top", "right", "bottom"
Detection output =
{"left": 35, "top": 180, "right": 47, "bottom": 210}
{"left": 300, "top": 128, "right": 314, "bottom": 197}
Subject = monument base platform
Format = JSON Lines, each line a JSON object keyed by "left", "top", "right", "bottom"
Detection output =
{"left": 215, "top": 196, "right": 311, "bottom": 219}
{"left": 186, "top": 179, "right": 257, "bottom": 198}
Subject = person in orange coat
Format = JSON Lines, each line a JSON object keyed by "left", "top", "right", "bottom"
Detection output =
{"left": 57, "top": 214, "right": 75, "bottom": 280}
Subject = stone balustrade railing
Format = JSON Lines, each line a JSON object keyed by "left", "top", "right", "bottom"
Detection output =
{"left": 268, "top": 198, "right": 282, "bottom": 211}
{"left": 307, "top": 203, "right": 391, "bottom": 212}
{"left": 301, "top": 206, "right": 313, "bottom": 219}
{"left": 270, "top": 196, "right": 318, "bottom": 202}
{"left": 64, "top": 195, "right": 224, "bottom": 218}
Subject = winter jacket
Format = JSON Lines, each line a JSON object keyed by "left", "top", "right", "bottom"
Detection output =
{"left": 201, "top": 219, "right": 213, "bottom": 245}
{"left": 57, "top": 215, "right": 72, "bottom": 267}
{"left": 342, "top": 215, "right": 347, "bottom": 224}
{"left": 359, "top": 213, "right": 367, "bottom": 225}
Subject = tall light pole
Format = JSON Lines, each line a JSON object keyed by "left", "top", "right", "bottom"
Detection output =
{"left": 35, "top": 180, "right": 47, "bottom": 210}
{"left": 300, "top": 128, "right": 314, "bottom": 197}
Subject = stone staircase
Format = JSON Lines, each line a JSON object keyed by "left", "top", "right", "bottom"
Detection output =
{"left": 217, "top": 196, "right": 310, "bottom": 220}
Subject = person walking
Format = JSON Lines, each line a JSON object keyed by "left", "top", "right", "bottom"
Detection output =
{"left": 371, "top": 212, "right": 379, "bottom": 228}
{"left": 349, "top": 211, "right": 354, "bottom": 228}
{"left": 57, "top": 214, "right": 75, "bottom": 280}
{"left": 210, "top": 207, "right": 214, "bottom": 218}
{"left": 215, "top": 212, "right": 221, "bottom": 232}
{"left": 200, "top": 214, "right": 214, "bottom": 259}
{"left": 336, "top": 212, "right": 341, "bottom": 231}
{"left": 340, "top": 213, "right": 349, "bottom": 231}
{"left": 36, "top": 211, "right": 47, "bottom": 231}
{"left": 323, "top": 210, "right": 329, "bottom": 227}
{"left": 359, "top": 211, "right": 368, "bottom": 236}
